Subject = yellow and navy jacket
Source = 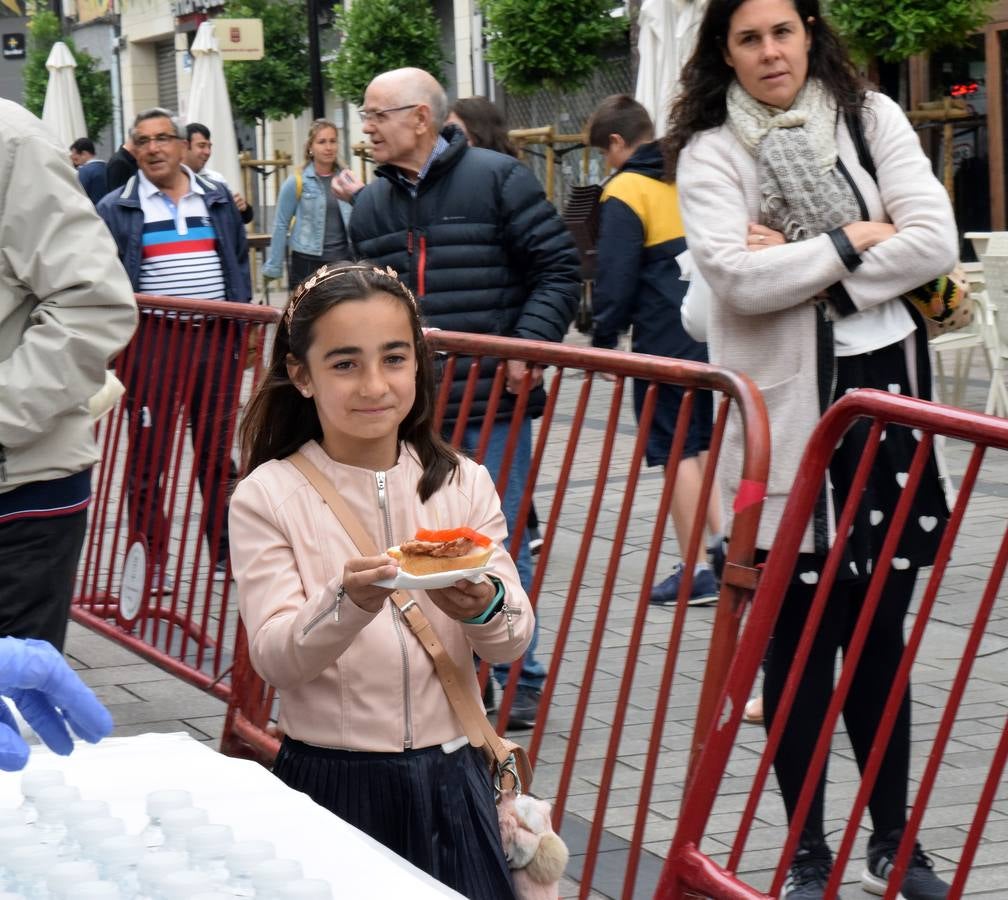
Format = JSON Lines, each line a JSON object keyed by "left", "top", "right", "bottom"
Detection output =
{"left": 591, "top": 142, "right": 705, "bottom": 363}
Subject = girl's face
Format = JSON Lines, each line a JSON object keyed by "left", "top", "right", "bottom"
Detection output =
{"left": 310, "top": 127, "right": 340, "bottom": 171}
{"left": 722, "top": 0, "right": 811, "bottom": 110}
{"left": 288, "top": 293, "right": 417, "bottom": 470}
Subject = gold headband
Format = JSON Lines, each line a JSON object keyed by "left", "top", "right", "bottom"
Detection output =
{"left": 284, "top": 264, "right": 418, "bottom": 328}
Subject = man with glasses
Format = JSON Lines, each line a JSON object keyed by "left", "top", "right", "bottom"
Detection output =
{"left": 343, "top": 68, "right": 581, "bottom": 729}
{"left": 97, "top": 108, "right": 251, "bottom": 592}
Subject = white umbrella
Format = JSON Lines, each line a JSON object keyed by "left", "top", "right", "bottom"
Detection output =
{"left": 186, "top": 21, "right": 242, "bottom": 192}
{"left": 635, "top": 0, "right": 707, "bottom": 133}
{"left": 42, "top": 41, "right": 87, "bottom": 147}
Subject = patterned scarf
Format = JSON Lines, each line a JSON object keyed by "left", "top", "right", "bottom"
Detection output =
{"left": 725, "top": 78, "right": 861, "bottom": 242}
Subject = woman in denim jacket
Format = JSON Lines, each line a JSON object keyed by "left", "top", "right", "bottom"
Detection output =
{"left": 263, "top": 118, "right": 354, "bottom": 288}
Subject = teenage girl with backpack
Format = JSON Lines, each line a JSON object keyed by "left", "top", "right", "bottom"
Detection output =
{"left": 228, "top": 262, "right": 532, "bottom": 898}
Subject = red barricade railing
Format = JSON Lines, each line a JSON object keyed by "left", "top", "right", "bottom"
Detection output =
{"left": 74, "top": 294, "right": 277, "bottom": 697}
{"left": 657, "top": 390, "right": 1008, "bottom": 899}
{"left": 222, "top": 328, "right": 771, "bottom": 899}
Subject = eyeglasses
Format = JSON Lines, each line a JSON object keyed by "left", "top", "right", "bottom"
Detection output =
{"left": 357, "top": 104, "right": 418, "bottom": 124}
{"left": 134, "top": 133, "right": 184, "bottom": 150}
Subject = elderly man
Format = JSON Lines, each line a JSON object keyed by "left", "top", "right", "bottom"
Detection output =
{"left": 345, "top": 69, "right": 581, "bottom": 728}
{"left": 0, "top": 101, "right": 136, "bottom": 650}
{"left": 97, "top": 108, "right": 250, "bottom": 591}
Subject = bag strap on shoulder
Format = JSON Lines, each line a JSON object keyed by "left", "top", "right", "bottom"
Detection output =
{"left": 843, "top": 108, "right": 877, "bottom": 183}
{"left": 286, "top": 451, "right": 528, "bottom": 791}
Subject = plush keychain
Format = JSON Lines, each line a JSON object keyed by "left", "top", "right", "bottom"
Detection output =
{"left": 497, "top": 792, "right": 570, "bottom": 900}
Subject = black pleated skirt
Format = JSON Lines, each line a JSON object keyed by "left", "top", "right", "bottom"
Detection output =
{"left": 274, "top": 737, "right": 516, "bottom": 900}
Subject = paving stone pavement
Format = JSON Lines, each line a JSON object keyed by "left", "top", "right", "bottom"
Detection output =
{"left": 65, "top": 327, "right": 1008, "bottom": 899}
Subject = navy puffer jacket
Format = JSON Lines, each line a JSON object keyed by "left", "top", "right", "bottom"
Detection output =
{"left": 349, "top": 126, "right": 580, "bottom": 423}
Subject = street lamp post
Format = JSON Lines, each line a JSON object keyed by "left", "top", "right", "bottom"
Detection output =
{"left": 306, "top": 0, "right": 325, "bottom": 119}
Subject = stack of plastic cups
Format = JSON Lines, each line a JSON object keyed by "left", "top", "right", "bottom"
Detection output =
{"left": 60, "top": 801, "right": 110, "bottom": 859}
{"left": 19, "top": 771, "right": 64, "bottom": 825}
{"left": 6, "top": 844, "right": 59, "bottom": 898}
{"left": 185, "top": 825, "right": 233, "bottom": 886}
{"left": 63, "top": 883, "right": 120, "bottom": 900}
{"left": 93, "top": 835, "right": 144, "bottom": 897}
{"left": 159, "top": 809, "right": 209, "bottom": 854}
{"left": 33, "top": 785, "right": 81, "bottom": 851}
{"left": 0, "top": 827, "right": 38, "bottom": 888}
{"left": 249, "top": 860, "right": 304, "bottom": 900}
{"left": 225, "top": 840, "right": 275, "bottom": 897}
{"left": 74, "top": 819, "right": 127, "bottom": 862}
{"left": 140, "top": 791, "right": 192, "bottom": 851}
{"left": 158, "top": 871, "right": 211, "bottom": 900}
{"left": 136, "top": 849, "right": 189, "bottom": 900}
{"left": 46, "top": 861, "right": 100, "bottom": 900}
{"left": 276, "top": 880, "right": 333, "bottom": 900}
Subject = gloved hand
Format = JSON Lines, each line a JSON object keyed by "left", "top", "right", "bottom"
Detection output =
{"left": 0, "top": 637, "right": 113, "bottom": 771}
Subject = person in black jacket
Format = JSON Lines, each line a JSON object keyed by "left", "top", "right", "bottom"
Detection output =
{"left": 106, "top": 138, "right": 138, "bottom": 194}
{"left": 587, "top": 95, "right": 724, "bottom": 607}
{"left": 345, "top": 68, "right": 581, "bottom": 727}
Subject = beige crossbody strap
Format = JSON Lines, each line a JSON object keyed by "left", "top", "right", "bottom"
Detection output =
{"left": 287, "top": 451, "right": 512, "bottom": 764}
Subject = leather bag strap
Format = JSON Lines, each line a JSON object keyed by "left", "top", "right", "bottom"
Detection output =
{"left": 287, "top": 452, "right": 517, "bottom": 771}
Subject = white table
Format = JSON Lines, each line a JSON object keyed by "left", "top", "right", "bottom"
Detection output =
{"left": 0, "top": 732, "right": 461, "bottom": 897}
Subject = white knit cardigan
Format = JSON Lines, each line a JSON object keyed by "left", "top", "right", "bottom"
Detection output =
{"left": 677, "top": 91, "right": 958, "bottom": 552}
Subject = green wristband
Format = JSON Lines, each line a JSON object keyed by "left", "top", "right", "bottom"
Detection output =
{"left": 463, "top": 576, "right": 505, "bottom": 624}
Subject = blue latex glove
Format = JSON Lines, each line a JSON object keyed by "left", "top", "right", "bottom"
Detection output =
{"left": 0, "top": 637, "right": 113, "bottom": 771}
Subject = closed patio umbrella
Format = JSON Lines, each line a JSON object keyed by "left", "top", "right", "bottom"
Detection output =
{"left": 42, "top": 41, "right": 87, "bottom": 147}
{"left": 635, "top": 0, "right": 707, "bottom": 132}
{"left": 186, "top": 21, "right": 242, "bottom": 192}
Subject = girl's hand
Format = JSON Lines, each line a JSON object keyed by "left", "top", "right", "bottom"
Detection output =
{"left": 747, "top": 223, "right": 786, "bottom": 251}
{"left": 426, "top": 576, "right": 497, "bottom": 622}
{"left": 841, "top": 221, "right": 897, "bottom": 253}
{"left": 343, "top": 554, "right": 399, "bottom": 614}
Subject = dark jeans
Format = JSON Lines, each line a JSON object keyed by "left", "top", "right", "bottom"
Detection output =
{"left": 0, "top": 511, "right": 87, "bottom": 651}
{"left": 463, "top": 419, "right": 545, "bottom": 692}
{"left": 123, "top": 317, "right": 239, "bottom": 565}
{"left": 763, "top": 569, "right": 915, "bottom": 846}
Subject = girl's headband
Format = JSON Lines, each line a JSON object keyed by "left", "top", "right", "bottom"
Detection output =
{"left": 284, "top": 264, "right": 418, "bottom": 328}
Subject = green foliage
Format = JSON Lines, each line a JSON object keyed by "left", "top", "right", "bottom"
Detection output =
{"left": 327, "top": 0, "right": 446, "bottom": 106}
{"left": 480, "top": 0, "right": 627, "bottom": 95}
{"left": 828, "top": 0, "right": 994, "bottom": 63}
{"left": 222, "top": 0, "right": 310, "bottom": 121}
{"left": 24, "top": 8, "right": 112, "bottom": 138}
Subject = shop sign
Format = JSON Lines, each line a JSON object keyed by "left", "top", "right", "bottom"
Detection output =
{"left": 2, "top": 33, "right": 24, "bottom": 60}
{"left": 212, "top": 17, "right": 263, "bottom": 61}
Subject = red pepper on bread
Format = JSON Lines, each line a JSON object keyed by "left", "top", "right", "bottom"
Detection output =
{"left": 388, "top": 527, "right": 494, "bottom": 576}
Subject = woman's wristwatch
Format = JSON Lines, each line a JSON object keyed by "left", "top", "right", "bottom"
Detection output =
{"left": 463, "top": 576, "right": 505, "bottom": 624}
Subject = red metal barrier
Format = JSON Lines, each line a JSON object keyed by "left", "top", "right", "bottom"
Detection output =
{"left": 657, "top": 390, "right": 1008, "bottom": 899}
{"left": 222, "top": 328, "right": 771, "bottom": 899}
{"left": 73, "top": 294, "right": 278, "bottom": 698}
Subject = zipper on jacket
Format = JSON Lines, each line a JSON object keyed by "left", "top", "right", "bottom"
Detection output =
{"left": 301, "top": 586, "right": 343, "bottom": 636}
{"left": 0, "top": 445, "right": 6, "bottom": 482}
{"left": 417, "top": 235, "right": 427, "bottom": 297}
{"left": 377, "top": 469, "right": 414, "bottom": 750}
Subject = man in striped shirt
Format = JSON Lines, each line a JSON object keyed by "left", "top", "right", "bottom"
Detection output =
{"left": 97, "top": 108, "right": 250, "bottom": 591}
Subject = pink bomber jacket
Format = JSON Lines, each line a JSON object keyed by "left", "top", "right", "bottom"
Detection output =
{"left": 229, "top": 440, "right": 534, "bottom": 752}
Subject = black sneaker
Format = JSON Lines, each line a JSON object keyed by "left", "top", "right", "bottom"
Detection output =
{"left": 502, "top": 685, "right": 540, "bottom": 730}
{"left": 780, "top": 844, "right": 839, "bottom": 900}
{"left": 482, "top": 678, "right": 497, "bottom": 714}
{"left": 862, "top": 830, "right": 949, "bottom": 899}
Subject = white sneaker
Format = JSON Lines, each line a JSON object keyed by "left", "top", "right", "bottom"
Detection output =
{"left": 150, "top": 565, "right": 175, "bottom": 595}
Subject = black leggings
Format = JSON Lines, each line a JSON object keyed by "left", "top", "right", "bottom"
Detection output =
{"left": 763, "top": 569, "right": 915, "bottom": 846}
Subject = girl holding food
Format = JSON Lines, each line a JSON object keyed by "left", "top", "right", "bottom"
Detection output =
{"left": 229, "top": 261, "right": 532, "bottom": 898}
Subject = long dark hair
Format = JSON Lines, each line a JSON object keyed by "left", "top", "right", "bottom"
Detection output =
{"left": 240, "top": 263, "right": 460, "bottom": 502}
{"left": 450, "top": 97, "right": 518, "bottom": 158}
{"left": 662, "top": 0, "right": 865, "bottom": 174}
